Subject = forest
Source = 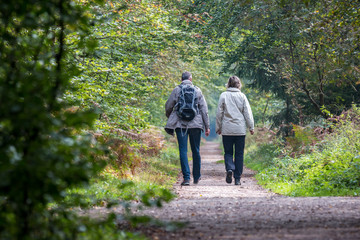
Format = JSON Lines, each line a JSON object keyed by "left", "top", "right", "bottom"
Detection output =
{"left": 0, "top": 0, "right": 359, "bottom": 239}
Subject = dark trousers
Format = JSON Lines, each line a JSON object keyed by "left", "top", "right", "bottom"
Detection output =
{"left": 222, "top": 135, "right": 246, "bottom": 180}
{"left": 175, "top": 128, "right": 202, "bottom": 181}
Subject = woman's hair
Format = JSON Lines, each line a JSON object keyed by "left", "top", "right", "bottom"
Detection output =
{"left": 227, "top": 76, "right": 242, "bottom": 89}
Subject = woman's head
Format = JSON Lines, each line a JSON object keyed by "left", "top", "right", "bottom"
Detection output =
{"left": 227, "top": 76, "right": 242, "bottom": 89}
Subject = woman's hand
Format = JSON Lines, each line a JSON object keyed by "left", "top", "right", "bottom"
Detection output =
{"left": 216, "top": 130, "right": 221, "bottom": 135}
{"left": 250, "top": 129, "right": 254, "bottom": 135}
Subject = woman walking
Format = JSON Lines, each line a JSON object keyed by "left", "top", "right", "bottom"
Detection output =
{"left": 216, "top": 76, "right": 254, "bottom": 185}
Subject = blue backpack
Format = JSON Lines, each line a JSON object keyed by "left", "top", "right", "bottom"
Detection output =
{"left": 176, "top": 84, "right": 199, "bottom": 121}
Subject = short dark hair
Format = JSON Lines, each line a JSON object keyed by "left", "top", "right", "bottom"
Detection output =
{"left": 227, "top": 76, "right": 242, "bottom": 89}
{"left": 182, "top": 71, "right": 192, "bottom": 81}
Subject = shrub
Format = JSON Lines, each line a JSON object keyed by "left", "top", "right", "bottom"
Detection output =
{"left": 285, "top": 124, "right": 317, "bottom": 156}
{"left": 245, "top": 143, "right": 280, "bottom": 171}
{"left": 246, "top": 106, "right": 360, "bottom": 196}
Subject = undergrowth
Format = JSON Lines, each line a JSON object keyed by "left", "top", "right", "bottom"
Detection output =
{"left": 245, "top": 106, "right": 360, "bottom": 196}
{"left": 64, "top": 128, "right": 180, "bottom": 207}
{"left": 55, "top": 128, "right": 181, "bottom": 239}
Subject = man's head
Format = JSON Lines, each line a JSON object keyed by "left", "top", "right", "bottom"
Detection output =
{"left": 182, "top": 71, "right": 192, "bottom": 81}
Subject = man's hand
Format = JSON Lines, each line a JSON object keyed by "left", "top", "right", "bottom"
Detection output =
{"left": 205, "top": 129, "right": 210, "bottom": 137}
{"left": 216, "top": 130, "right": 221, "bottom": 135}
{"left": 250, "top": 129, "right": 255, "bottom": 135}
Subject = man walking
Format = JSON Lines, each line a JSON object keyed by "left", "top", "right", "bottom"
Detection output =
{"left": 165, "top": 71, "right": 210, "bottom": 186}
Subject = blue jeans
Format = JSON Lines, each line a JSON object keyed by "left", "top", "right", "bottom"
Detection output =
{"left": 175, "top": 128, "right": 202, "bottom": 181}
{"left": 222, "top": 135, "right": 246, "bottom": 180}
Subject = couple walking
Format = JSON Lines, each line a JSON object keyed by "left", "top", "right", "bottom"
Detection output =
{"left": 165, "top": 71, "right": 254, "bottom": 186}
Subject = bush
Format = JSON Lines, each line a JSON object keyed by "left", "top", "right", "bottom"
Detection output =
{"left": 246, "top": 106, "right": 360, "bottom": 196}
{"left": 245, "top": 143, "right": 280, "bottom": 171}
{"left": 285, "top": 124, "right": 317, "bottom": 156}
{"left": 64, "top": 141, "right": 179, "bottom": 208}
{"left": 245, "top": 127, "right": 280, "bottom": 171}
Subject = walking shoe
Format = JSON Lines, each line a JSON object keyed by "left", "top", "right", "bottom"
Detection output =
{"left": 181, "top": 179, "right": 190, "bottom": 186}
{"left": 194, "top": 177, "right": 201, "bottom": 184}
{"left": 235, "top": 178, "right": 241, "bottom": 185}
{"left": 226, "top": 170, "right": 233, "bottom": 184}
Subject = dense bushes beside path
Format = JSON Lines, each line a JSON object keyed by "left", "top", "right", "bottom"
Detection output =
{"left": 245, "top": 106, "right": 360, "bottom": 196}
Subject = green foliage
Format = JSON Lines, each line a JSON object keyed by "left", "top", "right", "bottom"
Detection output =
{"left": 0, "top": 0, "right": 117, "bottom": 238}
{"left": 0, "top": 0, "right": 142, "bottom": 239}
{"left": 285, "top": 124, "right": 317, "bottom": 155}
{"left": 245, "top": 143, "right": 280, "bottom": 171}
{"left": 61, "top": 140, "right": 180, "bottom": 237}
{"left": 187, "top": 0, "right": 360, "bottom": 125}
{"left": 77, "top": 214, "right": 148, "bottom": 240}
{"left": 63, "top": 144, "right": 179, "bottom": 208}
{"left": 246, "top": 106, "right": 360, "bottom": 196}
{"left": 0, "top": 0, "right": 225, "bottom": 235}
{"left": 242, "top": 87, "right": 284, "bottom": 126}
{"left": 60, "top": 0, "right": 228, "bottom": 140}
{"left": 0, "top": 0, "right": 179, "bottom": 238}
{"left": 65, "top": 0, "right": 177, "bottom": 133}
{"left": 65, "top": 172, "right": 175, "bottom": 209}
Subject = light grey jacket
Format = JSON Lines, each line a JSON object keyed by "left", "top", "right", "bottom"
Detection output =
{"left": 165, "top": 80, "right": 210, "bottom": 131}
{"left": 216, "top": 88, "right": 254, "bottom": 136}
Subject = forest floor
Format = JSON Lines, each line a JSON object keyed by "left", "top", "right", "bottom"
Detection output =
{"left": 133, "top": 141, "right": 360, "bottom": 240}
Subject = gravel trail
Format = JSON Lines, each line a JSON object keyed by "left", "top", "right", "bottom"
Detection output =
{"left": 139, "top": 141, "right": 360, "bottom": 240}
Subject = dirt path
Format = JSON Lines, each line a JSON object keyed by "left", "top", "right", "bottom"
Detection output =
{"left": 139, "top": 141, "right": 360, "bottom": 240}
